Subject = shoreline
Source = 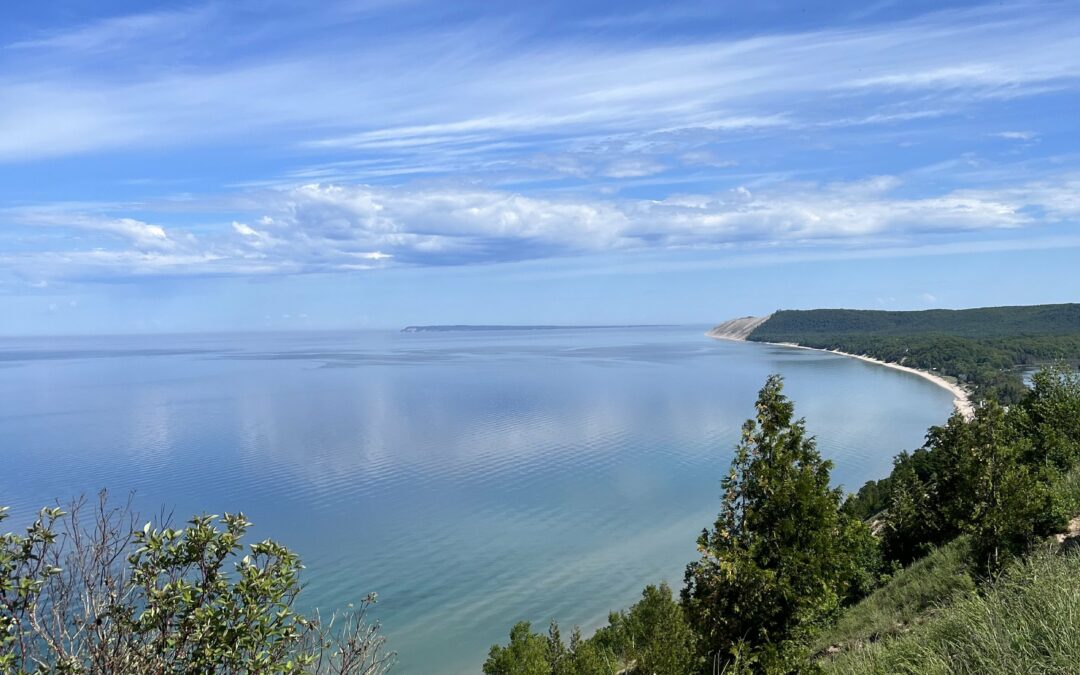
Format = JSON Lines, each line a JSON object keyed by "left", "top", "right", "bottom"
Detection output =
{"left": 708, "top": 333, "right": 975, "bottom": 419}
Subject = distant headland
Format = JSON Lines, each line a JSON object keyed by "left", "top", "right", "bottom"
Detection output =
{"left": 401, "top": 324, "right": 676, "bottom": 332}
{"left": 708, "top": 303, "right": 1080, "bottom": 416}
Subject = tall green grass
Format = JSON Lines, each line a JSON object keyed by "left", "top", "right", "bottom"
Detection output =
{"left": 812, "top": 536, "right": 975, "bottom": 655}
{"left": 821, "top": 547, "right": 1080, "bottom": 674}
{"left": 1060, "top": 466, "right": 1080, "bottom": 515}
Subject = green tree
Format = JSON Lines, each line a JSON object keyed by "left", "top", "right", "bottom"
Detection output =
{"left": 682, "top": 375, "right": 869, "bottom": 672}
{"left": 880, "top": 449, "right": 942, "bottom": 564}
{"left": 592, "top": 583, "right": 698, "bottom": 675}
{"left": 484, "top": 622, "right": 551, "bottom": 675}
{"left": 880, "top": 413, "right": 975, "bottom": 565}
{"left": 837, "top": 515, "right": 882, "bottom": 605}
{"left": 882, "top": 394, "right": 1071, "bottom": 571}
{"left": 554, "top": 629, "right": 613, "bottom": 675}
{"left": 959, "top": 401, "right": 1065, "bottom": 570}
{"left": 484, "top": 583, "right": 693, "bottom": 675}
{"left": 1016, "top": 364, "right": 1080, "bottom": 470}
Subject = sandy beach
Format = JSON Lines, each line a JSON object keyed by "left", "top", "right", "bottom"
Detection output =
{"left": 769, "top": 341, "right": 975, "bottom": 419}
{"left": 707, "top": 322, "right": 975, "bottom": 419}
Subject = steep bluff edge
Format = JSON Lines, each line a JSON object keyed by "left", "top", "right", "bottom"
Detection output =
{"left": 706, "top": 315, "right": 772, "bottom": 340}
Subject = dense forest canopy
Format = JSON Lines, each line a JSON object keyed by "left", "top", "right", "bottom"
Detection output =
{"left": 745, "top": 304, "right": 1080, "bottom": 403}
{"left": 749, "top": 304, "right": 1080, "bottom": 339}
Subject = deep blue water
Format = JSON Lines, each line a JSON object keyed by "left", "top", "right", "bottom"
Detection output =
{"left": 0, "top": 326, "right": 955, "bottom": 672}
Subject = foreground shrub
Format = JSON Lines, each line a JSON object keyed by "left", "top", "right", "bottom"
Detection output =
{"left": 0, "top": 494, "right": 392, "bottom": 674}
{"left": 589, "top": 582, "right": 698, "bottom": 675}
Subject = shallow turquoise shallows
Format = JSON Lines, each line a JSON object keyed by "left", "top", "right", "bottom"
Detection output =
{"left": 0, "top": 326, "right": 954, "bottom": 673}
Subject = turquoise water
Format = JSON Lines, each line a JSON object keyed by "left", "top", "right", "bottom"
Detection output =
{"left": 0, "top": 326, "right": 954, "bottom": 672}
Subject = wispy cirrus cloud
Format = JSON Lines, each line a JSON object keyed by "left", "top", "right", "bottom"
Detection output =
{"left": 994, "top": 130, "right": 1039, "bottom": 141}
{"left": 8, "top": 209, "right": 185, "bottom": 251}
{"left": 5, "top": 5, "right": 216, "bottom": 54}
{"left": 1, "top": 1, "right": 1078, "bottom": 166}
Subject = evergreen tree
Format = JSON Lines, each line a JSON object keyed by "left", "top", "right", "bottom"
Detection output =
{"left": 880, "top": 449, "right": 942, "bottom": 564}
{"left": 682, "top": 375, "right": 868, "bottom": 672}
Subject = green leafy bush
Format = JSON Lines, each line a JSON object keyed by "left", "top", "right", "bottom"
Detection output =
{"left": 0, "top": 495, "right": 392, "bottom": 674}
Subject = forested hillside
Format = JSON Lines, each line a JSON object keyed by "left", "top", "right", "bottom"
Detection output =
{"left": 745, "top": 304, "right": 1080, "bottom": 403}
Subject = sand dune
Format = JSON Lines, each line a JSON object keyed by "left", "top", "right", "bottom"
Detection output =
{"left": 706, "top": 315, "right": 772, "bottom": 340}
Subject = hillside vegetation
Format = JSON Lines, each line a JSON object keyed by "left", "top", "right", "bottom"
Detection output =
{"left": 745, "top": 304, "right": 1080, "bottom": 403}
{"left": 483, "top": 365, "right": 1080, "bottom": 674}
{"left": 821, "top": 547, "right": 1080, "bottom": 674}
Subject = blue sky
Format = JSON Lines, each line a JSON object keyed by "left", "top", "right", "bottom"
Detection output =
{"left": 2, "top": 0, "right": 1079, "bottom": 334}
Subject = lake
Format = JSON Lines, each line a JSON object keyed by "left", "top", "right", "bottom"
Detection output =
{"left": 0, "top": 326, "right": 954, "bottom": 673}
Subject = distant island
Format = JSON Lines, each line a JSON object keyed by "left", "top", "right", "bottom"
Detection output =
{"left": 709, "top": 303, "right": 1080, "bottom": 406}
{"left": 401, "top": 324, "right": 674, "bottom": 332}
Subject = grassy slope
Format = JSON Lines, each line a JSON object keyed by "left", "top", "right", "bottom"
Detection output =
{"left": 818, "top": 468, "right": 1080, "bottom": 673}
{"left": 813, "top": 538, "right": 975, "bottom": 657}
{"left": 820, "top": 548, "right": 1080, "bottom": 674}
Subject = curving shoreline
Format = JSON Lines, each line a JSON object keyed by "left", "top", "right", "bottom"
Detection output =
{"left": 707, "top": 330, "right": 975, "bottom": 419}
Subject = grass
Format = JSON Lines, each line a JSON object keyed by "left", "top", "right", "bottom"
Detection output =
{"left": 1060, "top": 465, "right": 1080, "bottom": 515}
{"left": 820, "top": 547, "right": 1080, "bottom": 674}
{"left": 812, "top": 536, "right": 975, "bottom": 656}
{"left": 813, "top": 465, "right": 1080, "bottom": 672}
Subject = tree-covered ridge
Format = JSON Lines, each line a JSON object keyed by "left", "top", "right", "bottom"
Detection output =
{"left": 745, "top": 304, "right": 1080, "bottom": 403}
{"left": 750, "top": 304, "right": 1080, "bottom": 339}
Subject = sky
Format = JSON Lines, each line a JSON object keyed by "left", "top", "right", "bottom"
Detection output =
{"left": 2, "top": 0, "right": 1079, "bottom": 334}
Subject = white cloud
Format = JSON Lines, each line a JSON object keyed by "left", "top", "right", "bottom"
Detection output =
{"left": 225, "top": 173, "right": 1080, "bottom": 261}
{"left": 10, "top": 171, "right": 1079, "bottom": 281}
{"left": 599, "top": 159, "right": 668, "bottom": 178}
{"left": 8, "top": 209, "right": 184, "bottom": 251}
{"left": 994, "top": 130, "right": 1039, "bottom": 140}
{"left": 231, "top": 221, "right": 280, "bottom": 250}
